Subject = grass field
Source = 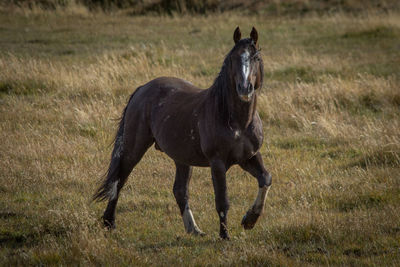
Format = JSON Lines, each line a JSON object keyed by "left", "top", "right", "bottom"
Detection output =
{"left": 1, "top": 7, "right": 400, "bottom": 266}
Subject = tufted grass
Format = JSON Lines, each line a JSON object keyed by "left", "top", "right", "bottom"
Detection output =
{"left": 1, "top": 10, "right": 399, "bottom": 266}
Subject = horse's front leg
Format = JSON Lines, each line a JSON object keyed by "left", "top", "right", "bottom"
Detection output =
{"left": 239, "top": 152, "right": 272, "bottom": 230}
{"left": 173, "top": 162, "right": 205, "bottom": 236}
{"left": 210, "top": 159, "right": 230, "bottom": 239}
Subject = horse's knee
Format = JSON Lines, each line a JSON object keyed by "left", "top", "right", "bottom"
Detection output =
{"left": 215, "top": 198, "right": 230, "bottom": 214}
{"left": 258, "top": 172, "right": 272, "bottom": 187}
{"left": 265, "top": 173, "right": 272, "bottom": 187}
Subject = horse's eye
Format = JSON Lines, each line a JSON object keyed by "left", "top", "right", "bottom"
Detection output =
{"left": 251, "top": 51, "right": 261, "bottom": 61}
{"left": 253, "top": 48, "right": 262, "bottom": 61}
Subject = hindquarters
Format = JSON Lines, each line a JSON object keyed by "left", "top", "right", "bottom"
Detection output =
{"left": 93, "top": 76, "right": 207, "bottom": 227}
{"left": 93, "top": 88, "right": 154, "bottom": 228}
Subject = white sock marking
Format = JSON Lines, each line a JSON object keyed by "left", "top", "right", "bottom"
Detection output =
{"left": 182, "top": 204, "right": 203, "bottom": 235}
{"left": 252, "top": 185, "right": 270, "bottom": 214}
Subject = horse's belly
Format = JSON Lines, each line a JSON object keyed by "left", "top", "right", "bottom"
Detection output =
{"left": 161, "top": 142, "right": 209, "bottom": 167}
{"left": 153, "top": 126, "right": 209, "bottom": 167}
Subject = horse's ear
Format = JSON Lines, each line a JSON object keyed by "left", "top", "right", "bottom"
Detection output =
{"left": 233, "top": 26, "right": 241, "bottom": 44}
{"left": 250, "top": 27, "right": 258, "bottom": 45}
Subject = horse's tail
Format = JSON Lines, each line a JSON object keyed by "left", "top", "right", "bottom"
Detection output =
{"left": 92, "top": 93, "right": 135, "bottom": 202}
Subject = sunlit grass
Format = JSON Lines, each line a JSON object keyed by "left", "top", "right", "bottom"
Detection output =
{"left": 0, "top": 10, "right": 399, "bottom": 266}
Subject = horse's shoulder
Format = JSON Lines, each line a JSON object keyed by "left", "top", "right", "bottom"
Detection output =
{"left": 248, "top": 112, "right": 263, "bottom": 135}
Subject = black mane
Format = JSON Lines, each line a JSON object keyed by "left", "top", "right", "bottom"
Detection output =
{"left": 209, "top": 48, "right": 233, "bottom": 123}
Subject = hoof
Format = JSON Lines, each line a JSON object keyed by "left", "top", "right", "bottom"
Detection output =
{"left": 103, "top": 218, "right": 116, "bottom": 230}
{"left": 241, "top": 211, "right": 259, "bottom": 230}
{"left": 219, "top": 224, "right": 230, "bottom": 240}
{"left": 192, "top": 228, "right": 206, "bottom": 237}
{"left": 220, "top": 232, "right": 230, "bottom": 240}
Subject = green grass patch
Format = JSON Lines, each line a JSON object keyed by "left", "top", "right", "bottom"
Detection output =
{"left": 273, "top": 136, "right": 345, "bottom": 151}
{"left": 273, "top": 223, "right": 332, "bottom": 245}
{"left": 349, "top": 148, "right": 400, "bottom": 168}
{"left": 334, "top": 91, "right": 385, "bottom": 116}
{"left": 305, "top": 25, "right": 400, "bottom": 49}
{"left": 326, "top": 192, "right": 391, "bottom": 212}
{"left": 78, "top": 124, "right": 97, "bottom": 138}
{"left": 0, "top": 79, "right": 54, "bottom": 96}
{"left": 269, "top": 66, "right": 340, "bottom": 83}
{"left": 0, "top": 230, "right": 34, "bottom": 248}
{"left": 320, "top": 147, "right": 361, "bottom": 161}
{"left": 303, "top": 25, "right": 400, "bottom": 79}
{"left": 194, "top": 65, "right": 220, "bottom": 78}
{"left": 341, "top": 26, "right": 400, "bottom": 40}
{"left": 269, "top": 223, "right": 333, "bottom": 262}
{"left": 357, "top": 61, "right": 400, "bottom": 79}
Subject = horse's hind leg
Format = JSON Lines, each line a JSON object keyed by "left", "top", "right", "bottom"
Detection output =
{"left": 173, "top": 162, "right": 205, "bottom": 236}
{"left": 102, "top": 122, "right": 154, "bottom": 229}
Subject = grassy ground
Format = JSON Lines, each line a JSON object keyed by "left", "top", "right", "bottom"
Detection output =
{"left": 1, "top": 9, "right": 400, "bottom": 266}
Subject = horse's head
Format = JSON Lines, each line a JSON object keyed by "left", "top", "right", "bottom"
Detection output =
{"left": 229, "top": 27, "right": 263, "bottom": 102}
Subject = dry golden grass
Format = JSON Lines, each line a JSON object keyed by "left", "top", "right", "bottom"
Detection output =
{"left": 0, "top": 10, "right": 399, "bottom": 266}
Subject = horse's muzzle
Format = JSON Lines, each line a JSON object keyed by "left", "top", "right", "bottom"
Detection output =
{"left": 237, "top": 83, "right": 254, "bottom": 102}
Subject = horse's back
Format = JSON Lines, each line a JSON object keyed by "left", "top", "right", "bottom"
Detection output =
{"left": 126, "top": 76, "right": 209, "bottom": 166}
{"left": 127, "top": 76, "right": 200, "bottom": 111}
{"left": 140, "top": 76, "right": 201, "bottom": 95}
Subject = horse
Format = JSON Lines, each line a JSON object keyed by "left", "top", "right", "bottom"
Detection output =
{"left": 94, "top": 27, "right": 272, "bottom": 240}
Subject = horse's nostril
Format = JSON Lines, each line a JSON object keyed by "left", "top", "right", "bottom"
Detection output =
{"left": 238, "top": 83, "right": 246, "bottom": 92}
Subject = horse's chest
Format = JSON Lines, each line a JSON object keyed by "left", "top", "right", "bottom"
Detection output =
{"left": 230, "top": 131, "right": 259, "bottom": 162}
{"left": 229, "top": 130, "right": 261, "bottom": 162}
{"left": 200, "top": 117, "right": 263, "bottom": 165}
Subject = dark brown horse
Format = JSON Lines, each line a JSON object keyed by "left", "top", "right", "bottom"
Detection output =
{"left": 94, "top": 27, "right": 272, "bottom": 240}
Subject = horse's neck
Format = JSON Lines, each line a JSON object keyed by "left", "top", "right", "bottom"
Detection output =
{"left": 208, "top": 81, "right": 257, "bottom": 130}
{"left": 228, "top": 93, "right": 257, "bottom": 129}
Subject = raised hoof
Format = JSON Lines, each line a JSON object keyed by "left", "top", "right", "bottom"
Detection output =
{"left": 241, "top": 211, "right": 259, "bottom": 230}
{"left": 103, "top": 218, "right": 116, "bottom": 230}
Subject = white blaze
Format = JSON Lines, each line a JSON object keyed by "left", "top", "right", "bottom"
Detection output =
{"left": 241, "top": 50, "right": 250, "bottom": 82}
